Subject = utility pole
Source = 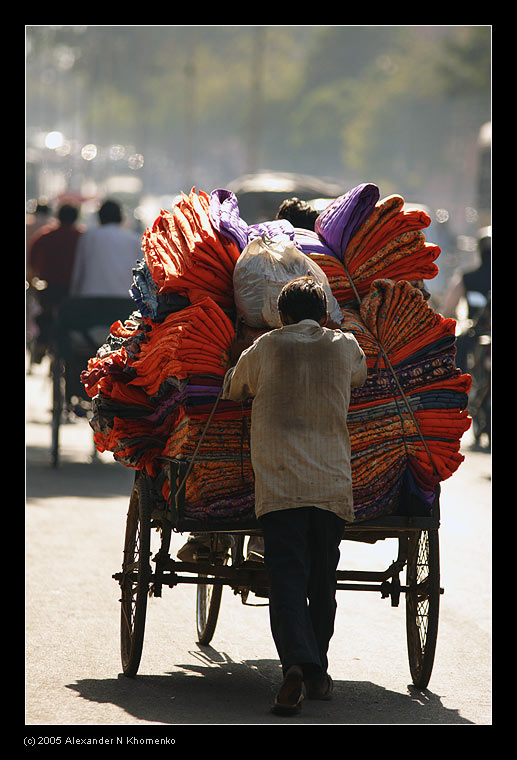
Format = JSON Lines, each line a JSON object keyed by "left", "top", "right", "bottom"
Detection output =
{"left": 246, "top": 26, "right": 266, "bottom": 175}
{"left": 183, "top": 27, "right": 198, "bottom": 191}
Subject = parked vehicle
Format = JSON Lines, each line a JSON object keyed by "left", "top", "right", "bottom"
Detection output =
{"left": 226, "top": 171, "right": 343, "bottom": 224}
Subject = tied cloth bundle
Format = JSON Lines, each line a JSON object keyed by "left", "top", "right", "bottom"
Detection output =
{"left": 297, "top": 188, "right": 440, "bottom": 307}
{"left": 142, "top": 188, "right": 242, "bottom": 311}
{"left": 81, "top": 312, "right": 175, "bottom": 475}
{"left": 81, "top": 296, "right": 250, "bottom": 488}
{"left": 208, "top": 188, "right": 296, "bottom": 252}
{"left": 341, "top": 279, "right": 472, "bottom": 522}
{"left": 160, "top": 407, "right": 254, "bottom": 521}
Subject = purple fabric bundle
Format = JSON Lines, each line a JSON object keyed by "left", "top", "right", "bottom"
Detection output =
{"left": 209, "top": 189, "right": 249, "bottom": 251}
{"left": 314, "top": 182, "right": 380, "bottom": 261}
{"left": 247, "top": 219, "right": 295, "bottom": 242}
{"left": 209, "top": 188, "right": 295, "bottom": 252}
{"left": 292, "top": 228, "right": 335, "bottom": 258}
{"left": 209, "top": 183, "right": 380, "bottom": 263}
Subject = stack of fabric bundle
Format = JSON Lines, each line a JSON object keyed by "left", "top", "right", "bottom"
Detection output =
{"left": 341, "top": 279, "right": 471, "bottom": 521}
{"left": 81, "top": 312, "right": 167, "bottom": 474}
{"left": 82, "top": 192, "right": 256, "bottom": 520}
{"left": 82, "top": 182, "right": 470, "bottom": 527}
{"left": 160, "top": 399, "right": 254, "bottom": 521}
{"left": 142, "top": 188, "right": 242, "bottom": 312}
{"left": 295, "top": 187, "right": 441, "bottom": 307}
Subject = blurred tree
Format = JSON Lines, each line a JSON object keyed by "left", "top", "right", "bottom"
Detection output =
{"left": 26, "top": 25, "right": 490, "bottom": 208}
{"left": 284, "top": 26, "right": 490, "bottom": 204}
{"left": 435, "top": 26, "right": 491, "bottom": 97}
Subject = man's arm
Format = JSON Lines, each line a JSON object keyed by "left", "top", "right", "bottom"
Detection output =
{"left": 222, "top": 337, "right": 261, "bottom": 402}
{"left": 350, "top": 338, "right": 367, "bottom": 388}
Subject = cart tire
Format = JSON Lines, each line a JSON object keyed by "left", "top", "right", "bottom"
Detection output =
{"left": 196, "top": 577, "right": 223, "bottom": 645}
{"left": 406, "top": 529, "right": 440, "bottom": 689}
{"left": 51, "top": 356, "right": 64, "bottom": 468}
{"left": 120, "top": 475, "right": 152, "bottom": 677}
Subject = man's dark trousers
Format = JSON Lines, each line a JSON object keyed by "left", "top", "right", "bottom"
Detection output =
{"left": 259, "top": 506, "right": 344, "bottom": 680}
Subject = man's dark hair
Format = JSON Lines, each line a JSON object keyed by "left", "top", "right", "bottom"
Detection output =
{"left": 58, "top": 204, "right": 79, "bottom": 225}
{"left": 98, "top": 199, "right": 123, "bottom": 225}
{"left": 276, "top": 197, "right": 319, "bottom": 231}
{"left": 277, "top": 276, "right": 328, "bottom": 324}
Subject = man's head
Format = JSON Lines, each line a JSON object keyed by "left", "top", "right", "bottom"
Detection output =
{"left": 277, "top": 276, "right": 328, "bottom": 326}
{"left": 57, "top": 204, "right": 79, "bottom": 225}
{"left": 276, "top": 197, "right": 319, "bottom": 231}
{"left": 98, "top": 199, "right": 123, "bottom": 225}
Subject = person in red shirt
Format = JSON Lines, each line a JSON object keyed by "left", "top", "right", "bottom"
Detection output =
{"left": 29, "top": 204, "right": 83, "bottom": 360}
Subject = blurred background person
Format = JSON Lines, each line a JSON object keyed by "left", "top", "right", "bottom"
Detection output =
{"left": 28, "top": 203, "right": 83, "bottom": 362}
{"left": 442, "top": 228, "right": 491, "bottom": 322}
{"left": 26, "top": 201, "right": 54, "bottom": 278}
{"left": 69, "top": 199, "right": 141, "bottom": 297}
{"left": 442, "top": 228, "right": 491, "bottom": 375}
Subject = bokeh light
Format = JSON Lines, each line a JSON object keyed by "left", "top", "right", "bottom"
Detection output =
{"left": 45, "top": 131, "right": 64, "bottom": 150}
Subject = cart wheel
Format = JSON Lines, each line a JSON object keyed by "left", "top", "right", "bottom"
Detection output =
{"left": 405, "top": 529, "right": 440, "bottom": 689}
{"left": 51, "top": 356, "right": 64, "bottom": 468}
{"left": 196, "top": 575, "right": 223, "bottom": 645}
{"left": 120, "top": 475, "right": 152, "bottom": 677}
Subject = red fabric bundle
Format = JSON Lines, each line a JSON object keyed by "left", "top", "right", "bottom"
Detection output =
{"left": 142, "top": 188, "right": 241, "bottom": 310}
{"left": 127, "top": 297, "right": 234, "bottom": 396}
{"left": 341, "top": 279, "right": 457, "bottom": 369}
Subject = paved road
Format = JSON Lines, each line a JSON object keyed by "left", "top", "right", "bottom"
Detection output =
{"left": 25, "top": 359, "right": 491, "bottom": 731}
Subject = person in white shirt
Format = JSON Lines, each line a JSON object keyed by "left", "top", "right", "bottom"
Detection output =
{"left": 70, "top": 199, "right": 141, "bottom": 297}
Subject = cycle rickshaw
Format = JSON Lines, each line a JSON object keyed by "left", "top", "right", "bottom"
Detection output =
{"left": 50, "top": 296, "right": 134, "bottom": 467}
{"left": 113, "top": 456, "right": 442, "bottom": 691}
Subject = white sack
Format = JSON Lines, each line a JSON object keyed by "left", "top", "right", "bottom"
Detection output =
{"left": 233, "top": 234, "right": 343, "bottom": 329}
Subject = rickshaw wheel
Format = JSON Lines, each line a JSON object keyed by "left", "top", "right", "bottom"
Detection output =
{"left": 51, "top": 356, "right": 64, "bottom": 468}
{"left": 196, "top": 576, "right": 224, "bottom": 645}
{"left": 405, "top": 529, "right": 440, "bottom": 689}
{"left": 120, "top": 475, "right": 152, "bottom": 677}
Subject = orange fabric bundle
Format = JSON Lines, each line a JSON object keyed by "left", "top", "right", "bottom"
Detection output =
{"left": 93, "top": 410, "right": 178, "bottom": 477}
{"left": 309, "top": 243, "right": 440, "bottom": 307}
{"left": 161, "top": 410, "right": 254, "bottom": 511}
{"left": 142, "top": 188, "right": 241, "bottom": 310}
{"left": 340, "top": 279, "right": 471, "bottom": 517}
{"left": 345, "top": 202, "right": 432, "bottom": 274}
{"left": 307, "top": 194, "right": 440, "bottom": 307}
{"left": 341, "top": 280, "right": 456, "bottom": 369}
{"left": 80, "top": 314, "right": 152, "bottom": 402}
{"left": 127, "top": 297, "right": 235, "bottom": 396}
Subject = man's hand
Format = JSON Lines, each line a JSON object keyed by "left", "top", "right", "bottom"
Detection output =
{"left": 228, "top": 321, "right": 269, "bottom": 366}
{"left": 229, "top": 334, "right": 254, "bottom": 364}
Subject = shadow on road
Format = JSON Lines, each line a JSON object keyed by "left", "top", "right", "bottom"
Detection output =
{"left": 66, "top": 645, "right": 473, "bottom": 725}
{"left": 26, "top": 451, "right": 134, "bottom": 501}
